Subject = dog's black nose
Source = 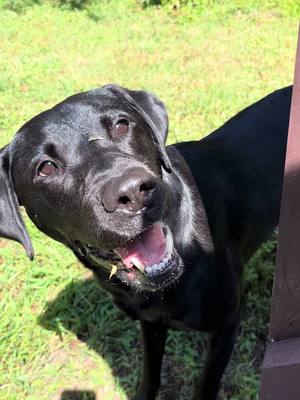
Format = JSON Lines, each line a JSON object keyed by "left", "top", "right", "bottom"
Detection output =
{"left": 101, "top": 168, "right": 157, "bottom": 213}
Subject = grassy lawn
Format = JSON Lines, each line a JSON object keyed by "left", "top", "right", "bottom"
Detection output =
{"left": 0, "top": 1, "right": 298, "bottom": 399}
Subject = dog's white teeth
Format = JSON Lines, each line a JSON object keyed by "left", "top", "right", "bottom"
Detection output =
{"left": 144, "top": 255, "right": 172, "bottom": 276}
{"left": 131, "top": 257, "right": 145, "bottom": 273}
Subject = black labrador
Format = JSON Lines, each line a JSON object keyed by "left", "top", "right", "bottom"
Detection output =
{"left": 0, "top": 84, "right": 292, "bottom": 399}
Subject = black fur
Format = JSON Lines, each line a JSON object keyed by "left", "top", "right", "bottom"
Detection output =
{"left": 0, "top": 85, "right": 292, "bottom": 399}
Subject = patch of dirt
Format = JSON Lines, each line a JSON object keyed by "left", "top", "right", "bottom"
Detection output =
{"left": 0, "top": 239, "right": 10, "bottom": 249}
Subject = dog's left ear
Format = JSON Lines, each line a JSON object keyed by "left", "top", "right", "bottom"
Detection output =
{"left": 0, "top": 145, "right": 34, "bottom": 260}
{"left": 108, "top": 85, "right": 172, "bottom": 173}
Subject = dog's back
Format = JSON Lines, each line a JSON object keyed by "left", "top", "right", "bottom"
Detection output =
{"left": 174, "top": 86, "right": 292, "bottom": 262}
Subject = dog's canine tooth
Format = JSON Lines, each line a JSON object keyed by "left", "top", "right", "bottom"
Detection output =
{"left": 131, "top": 257, "right": 145, "bottom": 273}
{"left": 164, "top": 227, "right": 173, "bottom": 255}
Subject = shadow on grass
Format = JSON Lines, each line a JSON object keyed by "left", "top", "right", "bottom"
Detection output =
{"left": 38, "top": 237, "right": 275, "bottom": 400}
{"left": 38, "top": 276, "right": 204, "bottom": 399}
{"left": 61, "top": 390, "right": 96, "bottom": 400}
{"left": 38, "top": 277, "right": 142, "bottom": 399}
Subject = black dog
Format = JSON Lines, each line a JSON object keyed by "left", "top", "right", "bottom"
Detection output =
{"left": 0, "top": 85, "right": 292, "bottom": 399}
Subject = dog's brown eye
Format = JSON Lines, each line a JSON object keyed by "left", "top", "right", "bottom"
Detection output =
{"left": 115, "top": 119, "right": 129, "bottom": 137}
{"left": 38, "top": 161, "right": 58, "bottom": 177}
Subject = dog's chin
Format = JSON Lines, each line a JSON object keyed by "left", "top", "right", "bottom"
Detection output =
{"left": 76, "top": 222, "right": 183, "bottom": 292}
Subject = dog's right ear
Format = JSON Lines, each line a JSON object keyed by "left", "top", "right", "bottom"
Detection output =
{"left": 0, "top": 145, "right": 34, "bottom": 260}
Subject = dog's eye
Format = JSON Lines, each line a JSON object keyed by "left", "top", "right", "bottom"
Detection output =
{"left": 114, "top": 119, "right": 129, "bottom": 137}
{"left": 38, "top": 161, "right": 58, "bottom": 177}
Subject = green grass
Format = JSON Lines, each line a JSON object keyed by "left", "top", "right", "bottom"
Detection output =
{"left": 0, "top": 1, "right": 298, "bottom": 399}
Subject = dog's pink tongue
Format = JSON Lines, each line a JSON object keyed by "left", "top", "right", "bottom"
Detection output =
{"left": 115, "top": 224, "right": 166, "bottom": 268}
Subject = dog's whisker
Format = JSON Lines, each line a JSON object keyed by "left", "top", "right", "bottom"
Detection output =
{"left": 88, "top": 136, "right": 102, "bottom": 142}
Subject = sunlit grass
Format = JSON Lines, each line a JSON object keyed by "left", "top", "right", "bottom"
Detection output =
{"left": 0, "top": 1, "right": 297, "bottom": 399}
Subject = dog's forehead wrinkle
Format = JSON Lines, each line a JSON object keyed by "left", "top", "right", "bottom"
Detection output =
{"left": 37, "top": 128, "right": 80, "bottom": 157}
{"left": 41, "top": 126, "right": 101, "bottom": 153}
{"left": 49, "top": 103, "right": 106, "bottom": 136}
{"left": 52, "top": 101, "right": 136, "bottom": 143}
{"left": 56, "top": 110, "right": 99, "bottom": 135}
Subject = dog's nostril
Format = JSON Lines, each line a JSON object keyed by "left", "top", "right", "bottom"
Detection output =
{"left": 139, "top": 181, "right": 155, "bottom": 193}
{"left": 118, "top": 195, "right": 131, "bottom": 205}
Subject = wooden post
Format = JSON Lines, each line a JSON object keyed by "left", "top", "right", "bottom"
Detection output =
{"left": 260, "top": 25, "right": 300, "bottom": 399}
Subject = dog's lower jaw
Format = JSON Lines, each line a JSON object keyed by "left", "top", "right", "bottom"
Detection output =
{"left": 117, "top": 250, "right": 183, "bottom": 292}
{"left": 73, "top": 223, "right": 184, "bottom": 292}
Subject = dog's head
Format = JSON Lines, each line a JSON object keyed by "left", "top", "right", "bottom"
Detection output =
{"left": 0, "top": 84, "right": 183, "bottom": 291}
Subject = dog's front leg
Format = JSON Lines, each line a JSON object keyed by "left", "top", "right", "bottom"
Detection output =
{"left": 194, "top": 317, "right": 240, "bottom": 400}
{"left": 133, "top": 320, "right": 168, "bottom": 400}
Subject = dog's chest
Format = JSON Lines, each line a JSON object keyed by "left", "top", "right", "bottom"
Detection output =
{"left": 112, "top": 289, "right": 213, "bottom": 332}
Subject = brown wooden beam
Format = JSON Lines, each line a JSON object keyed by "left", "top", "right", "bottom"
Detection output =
{"left": 260, "top": 24, "right": 300, "bottom": 399}
{"left": 260, "top": 337, "right": 300, "bottom": 400}
{"left": 269, "top": 24, "right": 300, "bottom": 342}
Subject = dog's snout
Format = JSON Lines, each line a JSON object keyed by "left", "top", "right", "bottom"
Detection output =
{"left": 101, "top": 168, "right": 157, "bottom": 213}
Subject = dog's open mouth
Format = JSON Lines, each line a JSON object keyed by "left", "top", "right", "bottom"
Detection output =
{"left": 77, "top": 222, "right": 182, "bottom": 289}
{"left": 114, "top": 223, "right": 174, "bottom": 277}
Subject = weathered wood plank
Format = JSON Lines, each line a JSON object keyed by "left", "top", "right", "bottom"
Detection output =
{"left": 260, "top": 337, "right": 300, "bottom": 399}
{"left": 260, "top": 24, "right": 300, "bottom": 400}
{"left": 269, "top": 25, "right": 300, "bottom": 341}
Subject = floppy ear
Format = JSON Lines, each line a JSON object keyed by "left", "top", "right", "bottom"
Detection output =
{"left": 125, "top": 88, "right": 172, "bottom": 173}
{"left": 107, "top": 85, "right": 172, "bottom": 173}
{"left": 0, "top": 145, "right": 34, "bottom": 259}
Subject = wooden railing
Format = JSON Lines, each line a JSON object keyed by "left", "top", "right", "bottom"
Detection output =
{"left": 260, "top": 24, "right": 300, "bottom": 399}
